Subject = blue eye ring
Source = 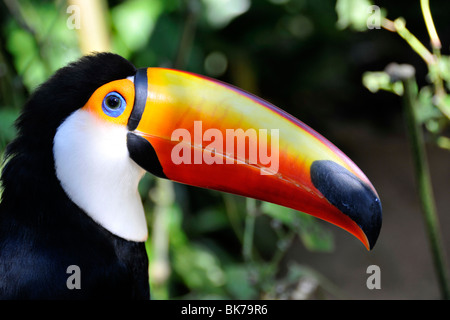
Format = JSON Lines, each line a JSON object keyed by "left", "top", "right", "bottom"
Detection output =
{"left": 102, "top": 92, "right": 126, "bottom": 118}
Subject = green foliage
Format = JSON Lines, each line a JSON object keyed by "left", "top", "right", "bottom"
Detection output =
{"left": 0, "top": 109, "right": 19, "bottom": 151}
{"left": 336, "top": 0, "right": 379, "bottom": 31}
{"left": 262, "top": 202, "right": 334, "bottom": 252}
{"left": 4, "top": 1, "right": 80, "bottom": 91}
{"left": 337, "top": 0, "right": 450, "bottom": 151}
{"left": 338, "top": 0, "right": 450, "bottom": 299}
{"left": 111, "top": 0, "right": 164, "bottom": 56}
{"left": 362, "top": 71, "right": 404, "bottom": 96}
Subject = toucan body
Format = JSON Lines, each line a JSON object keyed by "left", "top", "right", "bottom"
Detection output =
{"left": 0, "top": 53, "right": 381, "bottom": 299}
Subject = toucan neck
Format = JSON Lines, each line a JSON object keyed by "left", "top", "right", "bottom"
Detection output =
{"left": 53, "top": 110, "right": 148, "bottom": 242}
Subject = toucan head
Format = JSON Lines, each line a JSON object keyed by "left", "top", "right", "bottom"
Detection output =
{"left": 14, "top": 53, "right": 381, "bottom": 250}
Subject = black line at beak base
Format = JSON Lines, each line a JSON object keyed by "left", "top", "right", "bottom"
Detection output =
{"left": 127, "top": 68, "right": 148, "bottom": 131}
{"left": 310, "top": 160, "right": 382, "bottom": 250}
{"left": 127, "top": 133, "right": 167, "bottom": 179}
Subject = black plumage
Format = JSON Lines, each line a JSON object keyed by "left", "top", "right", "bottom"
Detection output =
{"left": 0, "top": 53, "right": 150, "bottom": 299}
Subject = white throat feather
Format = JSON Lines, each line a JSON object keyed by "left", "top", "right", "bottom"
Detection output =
{"left": 53, "top": 109, "right": 147, "bottom": 242}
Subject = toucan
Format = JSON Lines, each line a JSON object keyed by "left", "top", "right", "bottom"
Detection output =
{"left": 0, "top": 53, "right": 381, "bottom": 299}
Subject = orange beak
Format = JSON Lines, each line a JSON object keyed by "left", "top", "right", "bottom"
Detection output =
{"left": 126, "top": 68, "right": 382, "bottom": 250}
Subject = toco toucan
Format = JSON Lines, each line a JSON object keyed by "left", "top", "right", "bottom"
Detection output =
{"left": 0, "top": 53, "right": 381, "bottom": 299}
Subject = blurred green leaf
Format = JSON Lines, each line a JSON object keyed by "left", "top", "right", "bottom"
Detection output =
{"left": 437, "top": 136, "right": 450, "bottom": 150}
{"left": 173, "top": 243, "right": 226, "bottom": 293}
{"left": 6, "top": 25, "right": 45, "bottom": 90}
{"left": 191, "top": 206, "right": 229, "bottom": 234}
{"left": 416, "top": 86, "right": 442, "bottom": 126}
{"left": 261, "top": 201, "right": 297, "bottom": 225}
{"left": 0, "top": 108, "right": 19, "bottom": 149}
{"left": 297, "top": 214, "right": 334, "bottom": 252}
{"left": 224, "top": 264, "right": 258, "bottom": 299}
{"left": 111, "top": 0, "right": 163, "bottom": 53}
{"left": 203, "top": 0, "right": 250, "bottom": 28}
{"left": 438, "top": 95, "right": 450, "bottom": 117}
{"left": 362, "top": 71, "right": 404, "bottom": 95}
{"left": 336, "top": 0, "right": 383, "bottom": 31}
{"left": 4, "top": 1, "right": 80, "bottom": 91}
{"left": 439, "top": 56, "right": 450, "bottom": 83}
{"left": 261, "top": 202, "right": 334, "bottom": 252}
{"left": 428, "top": 55, "right": 450, "bottom": 85}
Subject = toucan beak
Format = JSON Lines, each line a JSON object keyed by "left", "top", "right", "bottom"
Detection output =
{"left": 126, "top": 68, "right": 382, "bottom": 250}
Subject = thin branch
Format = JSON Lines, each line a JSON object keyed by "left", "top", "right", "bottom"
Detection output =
{"left": 420, "top": 0, "right": 442, "bottom": 49}
{"left": 387, "top": 63, "right": 450, "bottom": 300}
{"left": 393, "top": 18, "right": 436, "bottom": 65}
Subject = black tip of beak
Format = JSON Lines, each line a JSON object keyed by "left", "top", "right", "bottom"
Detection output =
{"left": 310, "top": 160, "right": 382, "bottom": 250}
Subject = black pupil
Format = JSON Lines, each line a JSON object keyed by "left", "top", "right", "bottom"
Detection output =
{"left": 107, "top": 95, "right": 121, "bottom": 109}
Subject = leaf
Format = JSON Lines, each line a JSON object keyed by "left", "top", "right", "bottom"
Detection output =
{"left": 416, "top": 86, "right": 441, "bottom": 124}
{"left": 362, "top": 71, "right": 404, "bottom": 95}
{"left": 224, "top": 264, "right": 258, "bottom": 299}
{"left": 437, "top": 55, "right": 450, "bottom": 84}
{"left": 261, "top": 201, "right": 298, "bottom": 226}
{"left": 437, "top": 136, "right": 450, "bottom": 150}
{"left": 190, "top": 206, "right": 229, "bottom": 234}
{"left": 437, "top": 94, "right": 450, "bottom": 119}
{"left": 111, "top": 0, "right": 163, "bottom": 52}
{"left": 295, "top": 212, "right": 334, "bottom": 252}
{"left": 336, "top": 0, "right": 384, "bottom": 31}
{"left": 172, "top": 244, "right": 226, "bottom": 293}
{"left": 203, "top": 0, "right": 251, "bottom": 28}
{"left": 261, "top": 202, "right": 334, "bottom": 252}
{"left": 0, "top": 108, "right": 19, "bottom": 145}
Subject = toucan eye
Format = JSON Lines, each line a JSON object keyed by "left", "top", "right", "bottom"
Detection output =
{"left": 102, "top": 92, "right": 126, "bottom": 117}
